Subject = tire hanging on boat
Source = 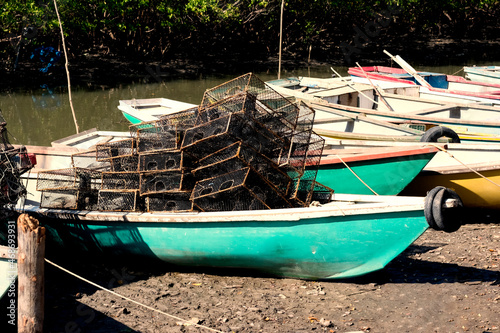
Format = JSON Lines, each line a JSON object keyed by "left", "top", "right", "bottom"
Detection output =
{"left": 431, "top": 187, "right": 464, "bottom": 233}
{"left": 424, "top": 186, "right": 446, "bottom": 230}
{"left": 420, "top": 126, "right": 461, "bottom": 143}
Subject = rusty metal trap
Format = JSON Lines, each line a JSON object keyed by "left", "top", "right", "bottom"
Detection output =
{"left": 139, "top": 170, "right": 195, "bottom": 195}
{"left": 40, "top": 189, "right": 99, "bottom": 210}
{"left": 145, "top": 191, "right": 193, "bottom": 212}
{"left": 181, "top": 111, "right": 286, "bottom": 162}
{"left": 36, "top": 167, "right": 102, "bottom": 192}
{"left": 109, "top": 155, "right": 139, "bottom": 172}
{"left": 39, "top": 74, "right": 333, "bottom": 212}
{"left": 136, "top": 128, "right": 180, "bottom": 153}
{"left": 191, "top": 167, "right": 293, "bottom": 212}
{"left": 310, "top": 181, "right": 334, "bottom": 204}
{"left": 71, "top": 150, "right": 111, "bottom": 171}
{"left": 97, "top": 190, "right": 142, "bottom": 212}
{"left": 192, "top": 142, "right": 292, "bottom": 195}
{"left": 96, "top": 138, "right": 136, "bottom": 161}
{"left": 101, "top": 172, "right": 140, "bottom": 190}
{"left": 138, "top": 150, "right": 185, "bottom": 172}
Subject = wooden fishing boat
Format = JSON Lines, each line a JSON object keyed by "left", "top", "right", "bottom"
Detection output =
{"left": 11, "top": 142, "right": 461, "bottom": 280}
{"left": 464, "top": 66, "right": 500, "bottom": 85}
{"left": 319, "top": 146, "right": 438, "bottom": 195}
{"left": 324, "top": 138, "right": 500, "bottom": 209}
{"left": 401, "top": 162, "right": 500, "bottom": 209}
{"left": 269, "top": 83, "right": 500, "bottom": 143}
{"left": 118, "top": 98, "right": 196, "bottom": 124}
{"left": 348, "top": 66, "right": 500, "bottom": 103}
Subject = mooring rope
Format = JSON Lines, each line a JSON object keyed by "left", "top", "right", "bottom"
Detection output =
{"left": 428, "top": 143, "right": 500, "bottom": 188}
{"left": 45, "top": 258, "right": 225, "bottom": 333}
{"left": 335, "top": 154, "right": 379, "bottom": 196}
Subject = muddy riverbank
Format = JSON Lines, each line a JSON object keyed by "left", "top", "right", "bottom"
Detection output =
{"left": 16, "top": 220, "right": 498, "bottom": 333}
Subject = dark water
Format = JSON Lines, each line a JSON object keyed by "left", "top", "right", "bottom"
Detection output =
{"left": 0, "top": 63, "right": 486, "bottom": 146}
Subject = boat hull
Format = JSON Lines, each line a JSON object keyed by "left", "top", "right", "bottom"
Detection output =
{"left": 401, "top": 169, "right": 500, "bottom": 209}
{"left": 29, "top": 208, "right": 428, "bottom": 280}
{"left": 316, "top": 152, "right": 436, "bottom": 195}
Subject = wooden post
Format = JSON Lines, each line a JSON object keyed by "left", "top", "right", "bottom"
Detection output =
{"left": 17, "top": 214, "right": 45, "bottom": 333}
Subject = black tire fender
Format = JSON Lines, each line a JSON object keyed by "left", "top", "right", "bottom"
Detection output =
{"left": 420, "top": 126, "right": 461, "bottom": 143}
{"left": 432, "top": 187, "right": 464, "bottom": 232}
{"left": 424, "top": 186, "right": 446, "bottom": 230}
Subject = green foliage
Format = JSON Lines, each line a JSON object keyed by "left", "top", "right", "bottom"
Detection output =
{"left": 0, "top": 0, "right": 498, "bottom": 62}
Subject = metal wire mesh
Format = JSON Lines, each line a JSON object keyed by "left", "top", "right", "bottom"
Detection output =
{"left": 96, "top": 138, "right": 136, "bottom": 161}
{"left": 71, "top": 150, "right": 111, "bottom": 171}
{"left": 36, "top": 167, "right": 102, "bottom": 191}
{"left": 136, "top": 129, "right": 179, "bottom": 153}
{"left": 181, "top": 112, "right": 285, "bottom": 162}
{"left": 0, "top": 122, "right": 14, "bottom": 152}
{"left": 109, "top": 155, "right": 139, "bottom": 172}
{"left": 102, "top": 172, "right": 140, "bottom": 190}
{"left": 37, "top": 74, "right": 331, "bottom": 212}
{"left": 138, "top": 150, "right": 184, "bottom": 172}
{"left": 40, "top": 189, "right": 99, "bottom": 210}
{"left": 201, "top": 73, "right": 299, "bottom": 131}
{"left": 139, "top": 170, "right": 195, "bottom": 195}
{"left": 310, "top": 181, "right": 334, "bottom": 204}
{"left": 145, "top": 191, "right": 194, "bottom": 212}
{"left": 97, "top": 190, "right": 141, "bottom": 211}
{"left": 191, "top": 167, "right": 292, "bottom": 212}
{"left": 193, "top": 142, "right": 292, "bottom": 195}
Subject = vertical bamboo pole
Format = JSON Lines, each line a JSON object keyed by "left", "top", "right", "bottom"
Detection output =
{"left": 278, "top": 0, "right": 284, "bottom": 79}
{"left": 53, "top": 0, "right": 79, "bottom": 134}
{"left": 17, "top": 214, "right": 45, "bottom": 333}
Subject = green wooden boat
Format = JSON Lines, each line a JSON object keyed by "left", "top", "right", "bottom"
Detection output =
{"left": 18, "top": 191, "right": 436, "bottom": 280}
{"left": 317, "top": 146, "right": 438, "bottom": 195}
{"left": 8, "top": 143, "right": 462, "bottom": 280}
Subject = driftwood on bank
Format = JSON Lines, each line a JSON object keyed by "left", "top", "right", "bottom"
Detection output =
{"left": 17, "top": 213, "right": 45, "bottom": 333}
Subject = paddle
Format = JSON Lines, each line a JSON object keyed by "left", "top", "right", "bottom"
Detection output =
{"left": 383, "top": 50, "right": 432, "bottom": 88}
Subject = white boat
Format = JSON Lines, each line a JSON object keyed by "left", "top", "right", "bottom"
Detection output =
{"left": 118, "top": 98, "right": 196, "bottom": 124}
{"left": 464, "top": 66, "right": 500, "bottom": 85}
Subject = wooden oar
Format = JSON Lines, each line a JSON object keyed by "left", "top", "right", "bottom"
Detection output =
{"left": 329, "top": 67, "right": 381, "bottom": 107}
{"left": 355, "top": 62, "right": 395, "bottom": 112}
{"left": 383, "top": 50, "right": 432, "bottom": 88}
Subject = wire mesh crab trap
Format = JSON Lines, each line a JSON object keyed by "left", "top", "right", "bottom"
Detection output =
{"left": 138, "top": 150, "right": 185, "bottom": 172}
{"left": 101, "top": 172, "right": 140, "bottom": 190}
{"left": 97, "top": 190, "right": 142, "bottom": 212}
{"left": 191, "top": 167, "right": 293, "bottom": 212}
{"left": 36, "top": 167, "right": 102, "bottom": 192}
{"left": 287, "top": 132, "right": 326, "bottom": 206}
{"left": 310, "top": 181, "right": 334, "bottom": 204}
{"left": 40, "top": 189, "right": 99, "bottom": 210}
{"left": 145, "top": 191, "right": 194, "bottom": 212}
{"left": 201, "top": 79, "right": 299, "bottom": 136}
{"left": 135, "top": 127, "right": 180, "bottom": 153}
{"left": 109, "top": 155, "right": 139, "bottom": 172}
{"left": 181, "top": 111, "right": 286, "bottom": 162}
{"left": 139, "top": 170, "right": 195, "bottom": 196}
{"left": 193, "top": 142, "right": 292, "bottom": 196}
{"left": 71, "top": 150, "right": 111, "bottom": 171}
{"left": 96, "top": 138, "right": 136, "bottom": 161}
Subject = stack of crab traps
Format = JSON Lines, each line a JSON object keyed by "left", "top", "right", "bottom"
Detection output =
{"left": 37, "top": 73, "right": 334, "bottom": 212}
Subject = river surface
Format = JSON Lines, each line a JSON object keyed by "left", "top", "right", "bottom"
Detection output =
{"left": 0, "top": 64, "right": 478, "bottom": 146}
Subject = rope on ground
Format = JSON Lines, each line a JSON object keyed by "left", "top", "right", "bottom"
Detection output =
{"left": 428, "top": 143, "right": 500, "bottom": 189}
{"left": 45, "top": 258, "right": 225, "bottom": 333}
{"left": 335, "top": 154, "right": 379, "bottom": 195}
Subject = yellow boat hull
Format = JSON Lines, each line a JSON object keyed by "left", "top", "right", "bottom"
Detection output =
{"left": 402, "top": 168, "right": 500, "bottom": 209}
